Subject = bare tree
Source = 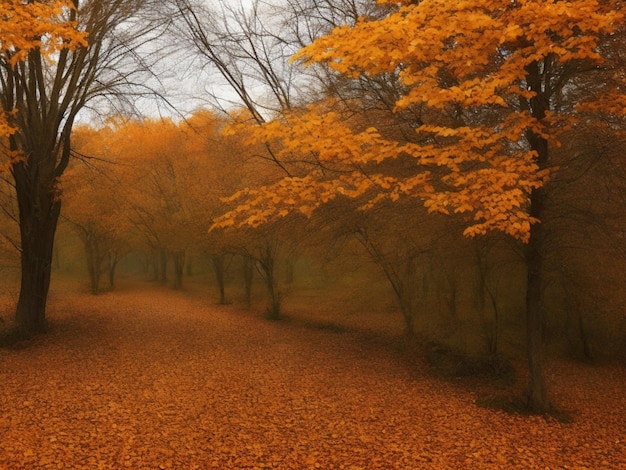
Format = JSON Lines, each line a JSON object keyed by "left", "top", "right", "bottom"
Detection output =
{"left": 171, "top": 0, "right": 302, "bottom": 119}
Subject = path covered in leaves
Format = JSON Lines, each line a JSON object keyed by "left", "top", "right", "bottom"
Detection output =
{"left": 0, "top": 286, "right": 625, "bottom": 469}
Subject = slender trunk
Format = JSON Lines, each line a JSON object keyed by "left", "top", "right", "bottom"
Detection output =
{"left": 211, "top": 254, "right": 227, "bottom": 304}
{"left": 525, "top": 207, "right": 548, "bottom": 412}
{"left": 13, "top": 168, "right": 61, "bottom": 334}
{"left": 354, "top": 229, "right": 419, "bottom": 336}
{"left": 266, "top": 271, "right": 281, "bottom": 320}
{"left": 394, "top": 276, "right": 417, "bottom": 336}
{"left": 400, "top": 296, "right": 416, "bottom": 337}
{"left": 258, "top": 241, "right": 281, "bottom": 320}
{"left": 474, "top": 242, "right": 488, "bottom": 313}
{"left": 485, "top": 284, "right": 500, "bottom": 355}
{"left": 87, "top": 252, "right": 101, "bottom": 295}
{"left": 108, "top": 253, "right": 118, "bottom": 290}
{"left": 523, "top": 59, "right": 551, "bottom": 413}
{"left": 171, "top": 250, "right": 185, "bottom": 290}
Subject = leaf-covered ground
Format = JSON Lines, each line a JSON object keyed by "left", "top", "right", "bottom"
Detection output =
{"left": 0, "top": 285, "right": 624, "bottom": 469}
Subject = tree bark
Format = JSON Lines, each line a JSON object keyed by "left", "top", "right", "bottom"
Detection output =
{"left": 525, "top": 199, "right": 548, "bottom": 412}
{"left": 13, "top": 166, "right": 61, "bottom": 334}
{"left": 523, "top": 59, "right": 551, "bottom": 412}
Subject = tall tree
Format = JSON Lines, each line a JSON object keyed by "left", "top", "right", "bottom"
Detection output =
{"left": 0, "top": 0, "right": 170, "bottom": 334}
{"left": 214, "top": 0, "right": 624, "bottom": 412}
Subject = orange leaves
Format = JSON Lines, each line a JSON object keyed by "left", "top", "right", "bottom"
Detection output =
{"left": 212, "top": 175, "right": 343, "bottom": 230}
{"left": 217, "top": 96, "right": 553, "bottom": 240}
{"left": 297, "top": 0, "right": 621, "bottom": 111}
{"left": 0, "top": 114, "right": 14, "bottom": 139}
{"left": 0, "top": 0, "right": 87, "bottom": 142}
{"left": 215, "top": 0, "right": 622, "bottom": 244}
{"left": 65, "top": 110, "right": 248, "bottom": 255}
{"left": 2, "top": 286, "right": 626, "bottom": 468}
{"left": 0, "top": 0, "right": 87, "bottom": 67}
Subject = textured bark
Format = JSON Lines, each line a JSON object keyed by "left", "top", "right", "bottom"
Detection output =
{"left": 13, "top": 161, "right": 61, "bottom": 333}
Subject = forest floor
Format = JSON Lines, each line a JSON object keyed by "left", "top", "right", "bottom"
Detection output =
{"left": 0, "top": 281, "right": 625, "bottom": 469}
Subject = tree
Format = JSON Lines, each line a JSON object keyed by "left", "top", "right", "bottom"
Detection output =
{"left": 214, "top": 0, "right": 623, "bottom": 412}
{"left": 1, "top": 0, "right": 171, "bottom": 334}
{"left": 62, "top": 125, "right": 128, "bottom": 294}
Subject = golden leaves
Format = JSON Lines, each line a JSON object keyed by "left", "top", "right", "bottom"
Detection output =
{"left": 215, "top": 95, "right": 553, "bottom": 241}
{"left": 298, "top": 0, "right": 621, "bottom": 112}
{"left": 0, "top": 0, "right": 87, "bottom": 67}
{"left": 216, "top": 0, "right": 622, "bottom": 242}
{"left": 0, "top": 0, "right": 87, "bottom": 143}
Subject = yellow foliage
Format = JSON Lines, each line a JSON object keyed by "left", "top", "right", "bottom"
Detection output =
{"left": 217, "top": 0, "right": 622, "bottom": 242}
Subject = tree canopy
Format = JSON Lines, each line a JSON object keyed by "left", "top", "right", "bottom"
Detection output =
{"left": 214, "top": 0, "right": 623, "bottom": 243}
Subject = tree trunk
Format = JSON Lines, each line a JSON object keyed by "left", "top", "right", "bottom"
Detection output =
{"left": 525, "top": 208, "right": 548, "bottom": 412}
{"left": 522, "top": 59, "right": 551, "bottom": 413}
{"left": 211, "top": 254, "right": 227, "bottom": 304}
{"left": 108, "top": 253, "right": 118, "bottom": 290}
{"left": 13, "top": 170, "right": 61, "bottom": 334}
{"left": 171, "top": 250, "right": 185, "bottom": 290}
{"left": 257, "top": 241, "right": 281, "bottom": 320}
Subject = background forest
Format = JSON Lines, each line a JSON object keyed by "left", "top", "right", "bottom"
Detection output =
{"left": 1, "top": 0, "right": 625, "bottom": 416}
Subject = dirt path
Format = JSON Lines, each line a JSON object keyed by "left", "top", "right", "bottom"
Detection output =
{"left": 0, "top": 286, "right": 625, "bottom": 469}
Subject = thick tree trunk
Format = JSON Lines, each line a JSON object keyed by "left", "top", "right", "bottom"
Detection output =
{"left": 13, "top": 172, "right": 61, "bottom": 334}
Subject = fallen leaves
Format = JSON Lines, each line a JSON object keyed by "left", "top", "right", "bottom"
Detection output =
{"left": 0, "top": 284, "right": 624, "bottom": 468}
